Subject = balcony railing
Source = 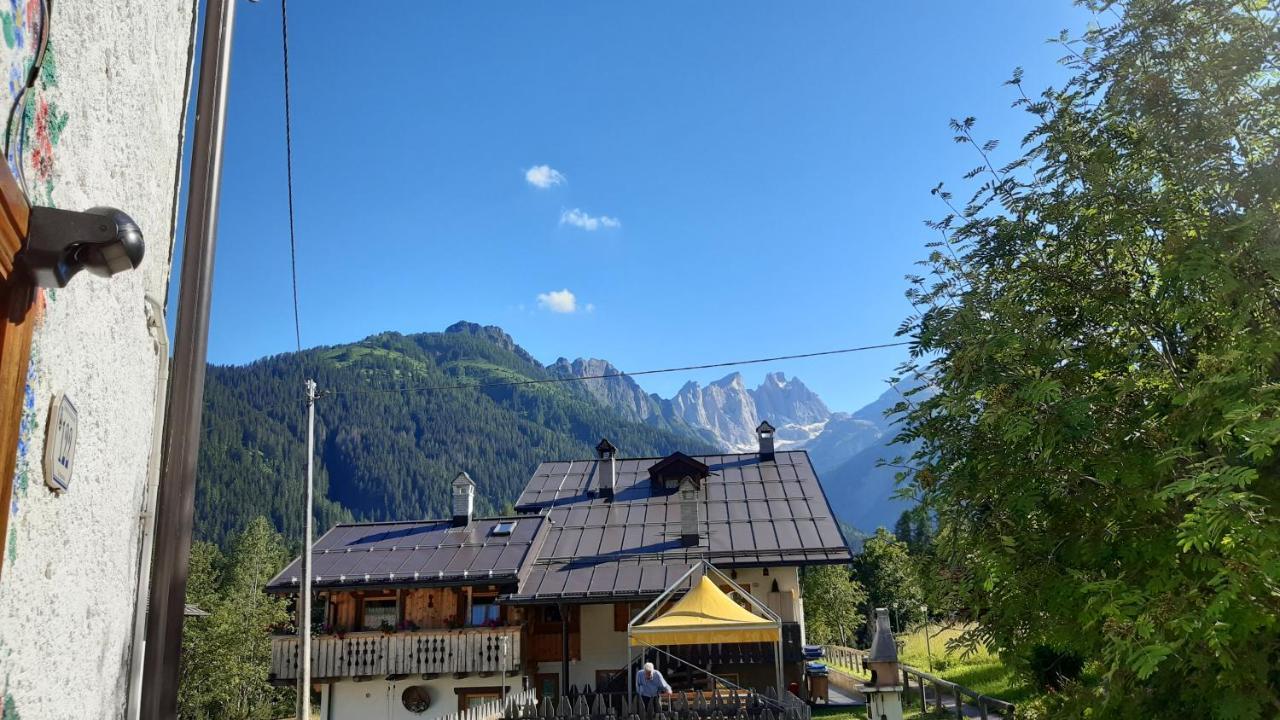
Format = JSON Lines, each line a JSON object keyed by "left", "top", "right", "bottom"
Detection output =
{"left": 270, "top": 626, "right": 521, "bottom": 681}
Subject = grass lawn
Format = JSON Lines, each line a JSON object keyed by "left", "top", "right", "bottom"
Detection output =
{"left": 897, "top": 623, "right": 1036, "bottom": 706}
{"left": 825, "top": 623, "right": 1037, "bottom": 709}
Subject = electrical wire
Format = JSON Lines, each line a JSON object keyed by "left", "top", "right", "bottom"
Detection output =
{"left": 4, "top": 0, "right": 51, "bottom": 198}
{"left": 280, "top": 0, "right": 302, "bottom": 351}
{"left": 330, "top": 341, "right": 911, "bottom": 397}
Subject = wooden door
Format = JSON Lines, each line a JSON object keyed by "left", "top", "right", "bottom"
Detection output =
{"left": 0, "top": 160, "right": 37, "bottom": 578}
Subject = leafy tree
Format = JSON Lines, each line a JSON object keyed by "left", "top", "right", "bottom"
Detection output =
{"left": 851, "top": 528, "right": 924, "bottom": 633}
{"left": 179, "top": 518, "right": 292, "bottom": 720}
{"left": 801, "top": 564, "right": 868, "bottom": 646}
{"left": 896, "top": 1, "right": 1280, "bottom": 717}
{"left": 893, "top": 508, "right": 933, "bottom": 556}
{"left": 178, "top": 542, "right": 226, "bottom": 719}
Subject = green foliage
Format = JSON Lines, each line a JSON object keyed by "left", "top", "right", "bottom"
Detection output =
{"left": 801, "top": 564, "right": 868, "bottom": 645}
{"left": 896, "top": 2, "right": 1280, "bottom": 717}
{"left": 197, "top": 325, "right": 715, "bottom": 547}
{"left": 851, "top": 528, "right": 925, "bottom": 631}
{"left": 893, "top": 508, "right": 933, "bottom": 556}
{"left": 179, "top": 518, "right": 293, "bottom": 720}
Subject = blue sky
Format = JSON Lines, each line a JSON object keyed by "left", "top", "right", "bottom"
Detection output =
{"left": 186, "top": 1, "right": 1093, "bottom": 413}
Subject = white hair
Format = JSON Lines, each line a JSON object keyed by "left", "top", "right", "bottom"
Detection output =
{"left": 643, "top": 662, "right": 655, "bottom": 672}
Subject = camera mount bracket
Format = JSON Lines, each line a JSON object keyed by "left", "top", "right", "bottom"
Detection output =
{"left": 19, "top": 206, "right": 144, "bottom": 288}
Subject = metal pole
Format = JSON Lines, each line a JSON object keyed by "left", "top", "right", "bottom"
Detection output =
{"left": 922, "top": 606, "right": 933, "bottom": 673}
{"left": 560, "top": 604, "right": 570, "bottom": 696}
{"left": 500, "top": 635, "right": 508, "bottom": 706}
{"left": 298, "top": 379, "right": 316, "bottom": 719}
{"left": 140, "top": 0, "right": 237, "bottom": 716}
{"left": 775, "top": 637, "right": 784, "bottom": 699}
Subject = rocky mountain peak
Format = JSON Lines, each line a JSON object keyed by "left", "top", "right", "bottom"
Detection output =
{"left": 445, "top": 321, "right": 538, "bottom": 365}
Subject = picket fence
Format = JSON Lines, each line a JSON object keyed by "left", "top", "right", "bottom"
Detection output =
{"left": 436, "top": 688, "right": 539, "bottom": 720}
{"left": 499, "top": 687, "right": 810, "bottom": 720}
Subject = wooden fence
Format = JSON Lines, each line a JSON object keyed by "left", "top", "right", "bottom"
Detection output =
{"left": 502, "top": 688, "right": 810, "bottom": 720}
{"left": 821, "top": 645, "right": 1016, "bottom": 720}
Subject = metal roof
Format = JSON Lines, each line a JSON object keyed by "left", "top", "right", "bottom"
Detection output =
{"left": 506, "top": 450, "right": 852, "bottom": 603}
{"left": 265, "top": 515, "right": 548, "bottom": 593}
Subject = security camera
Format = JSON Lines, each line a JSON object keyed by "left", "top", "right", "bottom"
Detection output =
{"left": 19, "top": 205, "right": 145, "bottom": 288}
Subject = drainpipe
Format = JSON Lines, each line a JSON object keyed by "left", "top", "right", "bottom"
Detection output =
{"left": 125, "top": 296, "right": 170, "bottom": 720}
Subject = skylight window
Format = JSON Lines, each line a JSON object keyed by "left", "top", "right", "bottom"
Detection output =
{"left": 491, "top": 521, "right": 517, "bottom": 536}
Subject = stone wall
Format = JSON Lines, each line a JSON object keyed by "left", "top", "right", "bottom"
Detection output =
{"left": 0, "top": 2, "right": 195, "bottom": 718}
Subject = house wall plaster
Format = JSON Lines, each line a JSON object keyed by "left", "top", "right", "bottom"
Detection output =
{"left": 0, "top": 2, "right": 195, "bottom": 718}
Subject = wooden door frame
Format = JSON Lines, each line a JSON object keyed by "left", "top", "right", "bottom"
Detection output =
{"left": 0, "top": 160, "right": 36, "bottom": 579}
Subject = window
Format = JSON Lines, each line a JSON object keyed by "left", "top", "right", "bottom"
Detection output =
{"left": 361, "top": 598, "right": 397, "bottom": 631}
{"left": 456, "top": 687, "right": 504, "bottom": 711}
{"left": 595, "top": 669, "right": 624, "bottom": 692}
{"left": 536, "top": 674, "right": 559, "bottom": 702}
{"left": 491, "top": 521, "right": 517, "bottom": 536}
{"left": 460, "top": 692, "right": 500, "bottom": 710}
{"left": 470, "top": 597, "right": 501, "bottom": 626}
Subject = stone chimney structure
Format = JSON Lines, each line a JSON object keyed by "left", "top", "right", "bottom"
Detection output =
{"left": 862, "top": 607, "right": 905, "bottom": 720}
{"left": 451, "top": 471, "right": 475, "bottom": 527}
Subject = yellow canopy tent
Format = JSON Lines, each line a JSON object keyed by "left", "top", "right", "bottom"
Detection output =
{"left": 629, "top": 576, "right": 780, "bottom": 646}
{"left": 626, "top": 562, "right": 785, "bottom": 700}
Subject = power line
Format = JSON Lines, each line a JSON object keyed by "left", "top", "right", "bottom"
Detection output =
{"left": 330, "top": 340, "right": 911, "bottom": 398}
{"left": 280, "top": 0, "right": 302, "bottom": 351}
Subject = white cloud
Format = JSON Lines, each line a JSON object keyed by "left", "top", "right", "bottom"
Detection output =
{"left": 536, "top": 289, "right": 578, "bottom": 314}
{"left": 525, "top": 165, "right": 566, "bottom": 189}
{"left": 585, "top": 303, "right": 596, "bottom": 313}
{"left": 560, "top": 208, "right": 621, "bottom": 231}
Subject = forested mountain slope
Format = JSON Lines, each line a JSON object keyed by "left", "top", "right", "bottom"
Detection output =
{"left": 196, "top": 322, "right": 715, "bottom": 547}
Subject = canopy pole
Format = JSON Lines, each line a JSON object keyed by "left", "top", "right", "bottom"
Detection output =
{"left": 775, "top": 636, "right": 784, "bottom": 700}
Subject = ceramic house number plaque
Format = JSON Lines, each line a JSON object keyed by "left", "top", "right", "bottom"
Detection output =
{"left": 43, "top": 392, "right": 78, "bottom": 492}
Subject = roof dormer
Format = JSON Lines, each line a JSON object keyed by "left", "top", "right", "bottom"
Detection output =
{"left": 647, "top": 452, "right": 710, "bottom": 492}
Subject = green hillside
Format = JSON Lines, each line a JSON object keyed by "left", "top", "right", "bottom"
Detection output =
{"left": 196, "top": 322, "right": 716, "bottom": 547}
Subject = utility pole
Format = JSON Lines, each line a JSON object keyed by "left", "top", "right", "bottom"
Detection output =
{"left": 140, "top": 0, "right": 237, "bottom": 716}
{"left": 298, "top": 378, "right": 317, "bottom": 720}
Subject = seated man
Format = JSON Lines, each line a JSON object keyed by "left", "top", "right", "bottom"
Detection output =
{"left": 635, "top": 662, "right": 673, "bottom": 699}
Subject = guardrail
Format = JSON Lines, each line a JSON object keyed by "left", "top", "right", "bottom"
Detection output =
{"left": 271, "top": 626, "right": 521, "bottom": 681}
{"left": 820, "top": 645, "right": 1016, "bottom": 720}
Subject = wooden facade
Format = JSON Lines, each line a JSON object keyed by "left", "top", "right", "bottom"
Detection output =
{"left": 322, "top": 586, "right": 522, "bottom": 633}
{"left": 527, "top": 604, "right": 581, "bottom": 663}
{"left": 0, "top": 160, "right": 36, "bottom": 579}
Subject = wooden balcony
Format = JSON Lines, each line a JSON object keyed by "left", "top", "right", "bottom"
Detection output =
{"left": 270, "top": 626, "right": 521, "bottom": 681}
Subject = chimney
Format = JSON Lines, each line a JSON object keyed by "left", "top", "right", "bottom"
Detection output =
{"left": 679, "top": 476, "right": 701, "bottom": 546}
{"left": 756, "top": 421, "right": 776, "bottom": 462}
{"left": 595, "top": 438, "right": 617, "bottom": 499}
{"left": 451, "top": 472, "right": 475, "bottom": 527}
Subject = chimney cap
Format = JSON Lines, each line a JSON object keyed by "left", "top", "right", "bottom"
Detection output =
{"left": 452, "top": 471, "right": 475, "bottom": 489}
{"left": 756, "top": 421, "right": 776, "bottom": 435}
{"left": 596, "top": 438, "right": 617, "bottom": 457}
